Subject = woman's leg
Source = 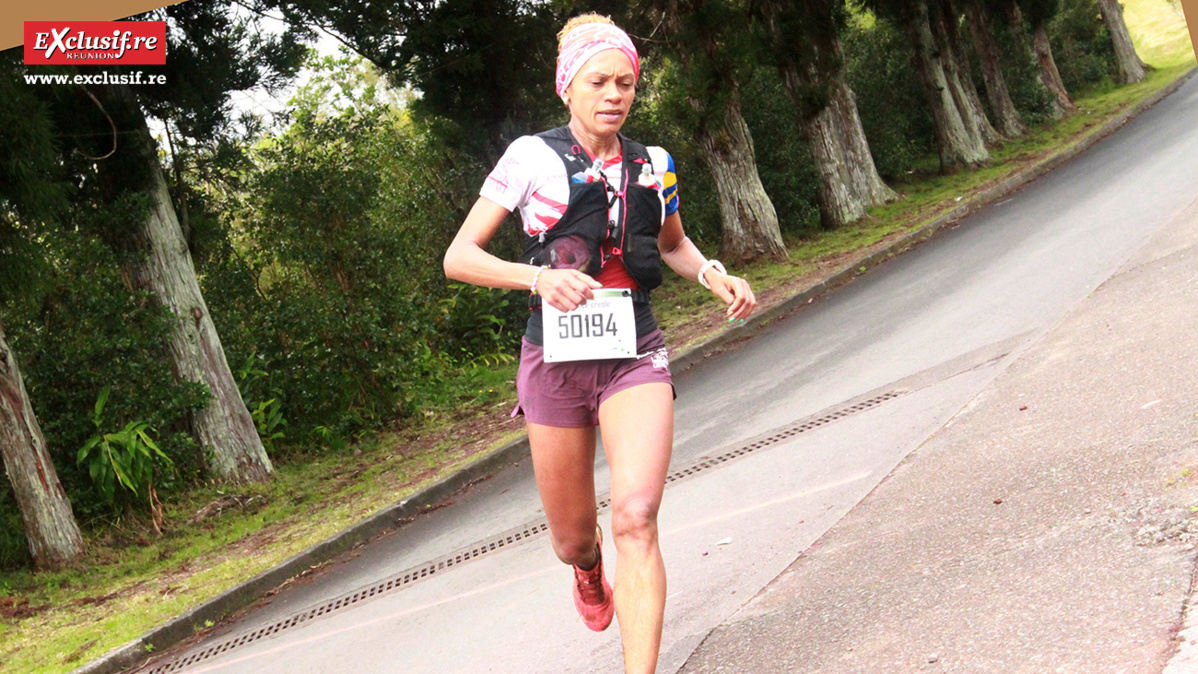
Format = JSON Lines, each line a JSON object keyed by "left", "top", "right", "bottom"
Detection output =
{"left": 527, "top": 423, "right": 600, "bottom": 568}
{"left": 598, "top": 382, "right": 674, "bottom": 674}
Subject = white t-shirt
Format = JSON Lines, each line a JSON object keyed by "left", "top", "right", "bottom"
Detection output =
{"left": 480, "top": 134, "right": 680, "bottom": 237}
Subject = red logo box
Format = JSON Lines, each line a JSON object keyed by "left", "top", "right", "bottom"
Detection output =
{"left": 24, "top": 21, "right": 167, "bottom": 65}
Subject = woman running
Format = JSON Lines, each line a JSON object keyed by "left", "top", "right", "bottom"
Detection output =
{"left": 443, "top": 14, "right": 756, "bottom": 672}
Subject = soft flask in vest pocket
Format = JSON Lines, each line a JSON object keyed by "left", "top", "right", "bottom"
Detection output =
{"left": 519, "top": 179, "right": 610, "bottom": 278}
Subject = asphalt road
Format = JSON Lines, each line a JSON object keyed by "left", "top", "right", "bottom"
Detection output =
{"left": 138, "top": 74, "right": 1198, "bottom": 674}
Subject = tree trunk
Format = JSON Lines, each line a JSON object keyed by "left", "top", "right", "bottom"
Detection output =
{"left": 659, "top": 0, "right": 785, "bottom": 261}
{"left": 1095, "top": 0, "right": 1148, "bottom": 83}
{"left": 779, "top": 59, "right": 898, "bottom": 227}
{"left": 0, "top": 319, "right": 84, "bottom": 570}
{"left": 964, "top": 0, "right": 1029, "bottom": 137}
{"left": 903, "top": 0, "right": 990, "bottom": 171}
{"left": 108, "top": 87, "right": 272, "bottom": 485}
{"left": 694, "top": 94, "right": 787, "bottom": 262}
{"left": 757, "top": 0, "right": 896, "bottom": 228}
{"left": 1032, "top": 22, "right": 1076, "bottom": 113}
{"left": 932, "top": 0, "right": 1003, "bottom": 145}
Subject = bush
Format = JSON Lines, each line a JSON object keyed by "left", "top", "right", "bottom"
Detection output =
{"left": 1051, "top": 0, "right": 1118, "bottom": 92}
{"left": 202, "top": 56, "right": 527, "bottom": 441}
{"left": 2, "top": 231, "right": 208, "bottom": 522}
{"left": 0, "top": 485, "right": 31, "bottom": 570}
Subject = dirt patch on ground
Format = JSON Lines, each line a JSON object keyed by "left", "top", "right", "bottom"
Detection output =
{"left": 190, "top": 494, "right": 270, "bottom": 524}
{"left": 0, "top": 596, "right": 49, "bottom": 620}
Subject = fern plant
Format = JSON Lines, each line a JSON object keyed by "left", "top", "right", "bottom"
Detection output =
{"left": 76, "top": 386, "right": 173, "bottom": 527}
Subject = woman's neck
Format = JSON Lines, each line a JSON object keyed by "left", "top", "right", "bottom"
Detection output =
{"left": 568, "top": 119, "right": 621, "bottom": 160}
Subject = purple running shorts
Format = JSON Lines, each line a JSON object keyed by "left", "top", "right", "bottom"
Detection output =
{"left": 513, "top": 329, "right": 674, "bottom": 428}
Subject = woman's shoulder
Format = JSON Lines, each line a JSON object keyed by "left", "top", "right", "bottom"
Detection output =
{"left": 644, "top": 145, "right": 674, "bottom": 171}
{"left": 498, "top": 134, "right": 563, "bottom": 169}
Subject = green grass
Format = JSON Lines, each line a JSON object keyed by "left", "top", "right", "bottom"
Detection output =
{"left": 1, "top": 4, "right": 1195, "bottom": 670}
{"left": 1124, "top": 0, "right": 1196, "bottom": 69}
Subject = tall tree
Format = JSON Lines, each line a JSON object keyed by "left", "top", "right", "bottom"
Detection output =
{"left": 931, "top": 0, "right": 1002, "bottom": 145}
{"left": 755, "top": 0, "right": 898, "bottom": 228}
{"left": 1095, "top": 0, "right": 1148, "bottom": 83}
{"left": 46, "top": 3, "right": 306, "bottom": 484}
{"left": 94, "top": 84, "right": 274, "bottom": 483}
{"left": 963, "top": 0, "right": 1029, "bottom": 137}
{"left": 0, "top": 319, "right": 85, "bottom": 570}
{"left": 650, "top": 0, "right": 786, "bottom": 261}
{"left": 1014, "top": 0, "right": 1076, "bottom": 114}
{"left": 869, "top": 0, "right": 991, "bottom": 170}
{"left": 0, "top": 53, "right": 84, "bottom": 568}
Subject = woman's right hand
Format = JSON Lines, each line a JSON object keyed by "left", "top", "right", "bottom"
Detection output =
{"left": 535, "top": 268, "right": 603, "bottom": 313}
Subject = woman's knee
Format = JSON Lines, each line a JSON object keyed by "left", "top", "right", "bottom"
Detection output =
{"left": 611, "top": 496, "right": 661, "bottom": 550}
{"left": 551, "top": 530, "right": 599, "bottom": 566}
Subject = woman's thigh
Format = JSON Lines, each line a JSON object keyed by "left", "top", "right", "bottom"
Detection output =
{"left": 528, "top": 422, "right": 599, "bottom": 538}
{"left": 598, "top": 382, "right": 674, "bottom": 519}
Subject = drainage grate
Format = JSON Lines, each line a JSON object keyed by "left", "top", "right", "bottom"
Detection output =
{"left": 592, "top": 389, "right": 907, "bottom": 511}
{"left": 146, "top": 389, "right": 905, "bottom": 672}
{"left": 662, "top": 389, "right": 906, "bottom": 484}
{"left": 144, "top": 521, "right": 551, "bottom": 673}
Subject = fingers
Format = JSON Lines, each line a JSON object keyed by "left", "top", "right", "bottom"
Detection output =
{"left": 540, "top": 269, "right": 602, "bottom": 312}
{"left": 712, "top": 273, "right": 756, "bottom": 323}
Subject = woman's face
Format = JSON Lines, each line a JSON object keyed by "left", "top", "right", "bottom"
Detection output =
{"left": 564, "top": 49, "right": 636, "bottom": 141}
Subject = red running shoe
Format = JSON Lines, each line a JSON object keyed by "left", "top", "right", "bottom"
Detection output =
{"left": 572, "top": 526, "right": 614, "bottom": 632}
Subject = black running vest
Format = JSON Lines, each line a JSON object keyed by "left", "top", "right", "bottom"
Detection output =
{"left": 521, "top": 127, "right": 667, "bottom": 345}
{"left": 519, "top": 127, "right": 666, "bottom": 289}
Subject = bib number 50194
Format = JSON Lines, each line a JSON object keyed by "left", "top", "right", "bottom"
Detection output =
{"left": 543, "top": 289, "right": 636, "bottom": 362}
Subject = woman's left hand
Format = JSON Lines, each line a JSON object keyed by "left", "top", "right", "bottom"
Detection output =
{"left": 707, "top": 271, "right": 757, "bottom": 322}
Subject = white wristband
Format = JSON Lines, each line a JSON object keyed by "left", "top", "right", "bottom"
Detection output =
{"left": 697, "top": 259, "right": 726, "bottom": 289}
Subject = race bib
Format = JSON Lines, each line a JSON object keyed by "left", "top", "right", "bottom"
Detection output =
{"left": 543, "top": 289, "right": 636, "bottom": 362}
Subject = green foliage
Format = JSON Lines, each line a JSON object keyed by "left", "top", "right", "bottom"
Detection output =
{"left": 0, "top": 484, "right": 31, "bottom": 569}
{"left": 2, "top": 230, "right": 209, "bottom": 522}
{"left": 0, "top": 51, "right": 67, "bottom": 307}
{"left": 437, "top": 284, "right": 522, "bottom": 361}
{"left": 844, "top": 13, "right": 938, "bottom": 181}
{"left": 76, "top": 387, "right": 175, "bottom": 511}
{"left": 1050, "top": 0, "right": 1118, "bottom": 92}
{"left": 137, "top": 1, "right": 308, "bottom": 140}
{"left": 739, "top": 66, "right": 825, "bottom": 236}
{"left": 202, "top": 55, "right": 523, "bottom": 441}
{"left": 235, "top": 352, "right": 288, "bottom": 448}
{"left": 993, "top": 14, "right": 1059, "bottom": 125}
{"left": 270, "top": 0, "right": 561, "bottom": 159}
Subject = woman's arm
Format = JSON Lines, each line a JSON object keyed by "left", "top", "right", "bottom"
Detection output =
{"left": 443, "top": 197, "right": 601, "bottom": 311}
{"left": 657, "top": 212, "right": 757, "bottom": 321}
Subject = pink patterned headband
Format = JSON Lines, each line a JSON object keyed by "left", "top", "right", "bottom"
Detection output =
{"left": 555, "top": 22, "right": 640, "bottom": 98}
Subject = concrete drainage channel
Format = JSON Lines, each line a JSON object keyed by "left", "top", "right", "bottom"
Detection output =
{"left": 141, "top": 387, "right": 910, "bottom": 673}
